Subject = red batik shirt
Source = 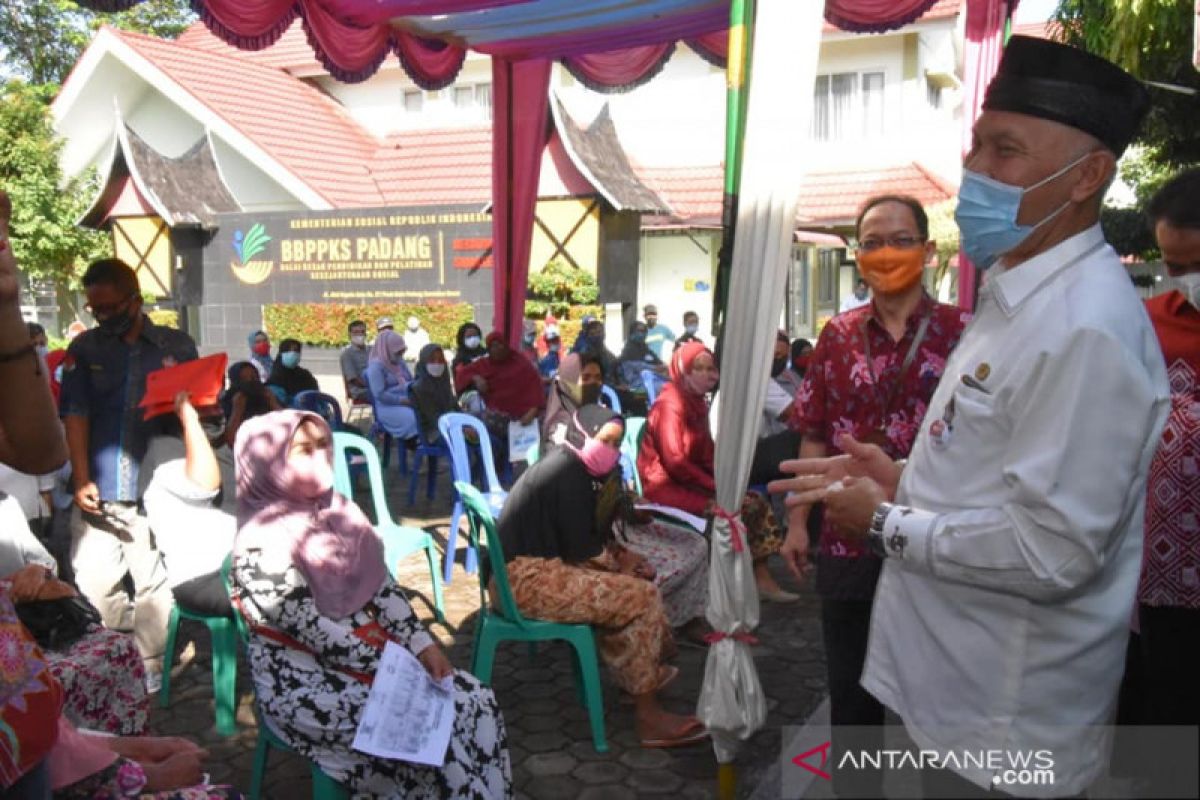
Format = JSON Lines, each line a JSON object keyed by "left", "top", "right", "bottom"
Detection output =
{"left": 797, "top": 292, "right": 970, "bottom": 600}
{"left": 1141, "top": 291, "right": 1200, "bottom": 608}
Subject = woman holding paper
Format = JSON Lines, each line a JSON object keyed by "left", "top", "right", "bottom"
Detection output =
{"left": 230, "top": 410, "right": 511, "bottom": 798}
{"left": 454, "top": 332, "right": 543, "bottom": 462}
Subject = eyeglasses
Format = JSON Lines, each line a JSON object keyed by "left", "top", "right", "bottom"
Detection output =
{"left": 84, "top": 294, "right": 138, "bottom": 320}
{"left": 856, "top": 236, "right": 925, "bottom": 253}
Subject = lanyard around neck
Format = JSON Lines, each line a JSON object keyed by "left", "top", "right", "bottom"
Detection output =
{"left": 860, "top": 311, "right": 932, "bottom": 422}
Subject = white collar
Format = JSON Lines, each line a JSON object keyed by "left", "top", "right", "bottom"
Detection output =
{"left": 983, "top": 224, "right": 1107, "bottom": 317}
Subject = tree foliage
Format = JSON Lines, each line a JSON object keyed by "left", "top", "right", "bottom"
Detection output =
{"left": 0, "top": 80, "right": 107, "bottom": 288}
{"left": 0, "top": 0, "right": 195, "bottom": 86}
{"left": 1052, "top": 0, "right": 1200, "bottom": 171}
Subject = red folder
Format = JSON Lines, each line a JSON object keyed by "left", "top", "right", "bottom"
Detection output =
{"left": 140, "top": 353, "right": 228, "bottom": 420}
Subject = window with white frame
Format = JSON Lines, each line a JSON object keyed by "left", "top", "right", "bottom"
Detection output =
{"left": 402, "top": 89, "right": 424, "bottom": 113}
{"left": 811, "top": 70, "right": 885, "bottom": 141}
{"left": 453, "top": 82, "right": 493, "bottom": 120}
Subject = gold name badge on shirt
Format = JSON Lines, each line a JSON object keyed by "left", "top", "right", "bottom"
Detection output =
{"left": 974, "top": 362, "right": 991, "bottom": 382}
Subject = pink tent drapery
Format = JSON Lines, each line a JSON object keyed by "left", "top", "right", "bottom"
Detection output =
{"left": 824, "top": 0, "right": 941, "bottom": 32}
{"left": 491, "top": 58, "right": 553, "bottom": 344}
{"left": 957, "top": 0, "right": 1016, "bottom": 308}
{"left": 561, "top": 44, "right": 677, "bottom": 93}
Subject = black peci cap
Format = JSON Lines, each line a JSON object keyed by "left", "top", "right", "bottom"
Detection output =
{"left": 982, "top": 35, "right": 1151, "bottom": 157}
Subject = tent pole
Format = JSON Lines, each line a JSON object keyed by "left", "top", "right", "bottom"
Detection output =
{"left": 712, "top": 0, "right": 756, "bottom": 362}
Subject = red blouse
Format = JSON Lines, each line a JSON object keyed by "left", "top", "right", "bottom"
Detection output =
{"left": 637, "top": 381, "right": 717, "bottom": 516}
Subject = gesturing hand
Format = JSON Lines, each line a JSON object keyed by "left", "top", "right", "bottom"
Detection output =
{"left": 768, "top": 434, "right": 901, "bottom": 507}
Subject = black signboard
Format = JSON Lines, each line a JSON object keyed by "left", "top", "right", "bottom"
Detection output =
{"left": 203, "top": 204, "right": 494, "bottom": 308}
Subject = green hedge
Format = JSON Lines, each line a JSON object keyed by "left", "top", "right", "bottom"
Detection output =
{"left": 264, "top": 302, "right": 475, "bottom": 348}
{"left": 147, "top": 309, "right": 179, "bottom": 329}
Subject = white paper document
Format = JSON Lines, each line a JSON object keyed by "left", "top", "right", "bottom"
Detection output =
{"left": 634, "top": 502, "right": 708, "bottom": 533}
{"left": 507, "top": 419, "right": 540, "bottom": 462}
{"left": 352, "top": 641, "right": 454, "bottom": 766}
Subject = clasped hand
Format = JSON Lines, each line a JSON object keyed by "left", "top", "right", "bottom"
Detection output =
{"left": 767, "top": 434, "right": 901, "bottom": 540}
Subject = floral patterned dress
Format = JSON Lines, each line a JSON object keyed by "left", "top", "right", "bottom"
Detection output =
{"left": 231, "top": 550, "right": 511, "bottom": 799}
{"left": 47, "top": 627, "right": 147, "bottom": 735}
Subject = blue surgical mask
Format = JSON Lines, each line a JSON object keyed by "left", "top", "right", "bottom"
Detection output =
{"left": 464, "top": 335, "right": 482, "bottom": 349}
{"left": 280, "top": 351, "right": 301, "bottom": 368}
{"left": 954, "top": 152, "right": 1090, "bottom": 270}
{"left": 684, "top": 323, "right": 698, "bottom": 335}
{"left": 631, "top": 332, "right": 646, "bottom": 343}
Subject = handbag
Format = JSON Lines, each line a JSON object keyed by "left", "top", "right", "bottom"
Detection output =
{"left": 15, "top": 593, "right": 102, "bottom": 652}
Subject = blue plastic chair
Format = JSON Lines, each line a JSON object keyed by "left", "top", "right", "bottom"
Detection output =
{"left": 598, "top": 384, "right": 622, "bottom": 413}
{"left": 438, "top": 413, "right": 507, "bottom": 583}
{"left": 223, "top": 557, "right": 351, "bottom": 800}
{"left": 619, "top": 416, "right": 647, "bottom": 495}
{"left": 457, "top": 482, "right": 608, "bottom": 753}
{"left": 641, "top": 370, "right": 667, "bottom": 405}
{"left": 295, "top": 390, "right": 367, "bottom": 485}
{"left": 332, "top": 431, "right": 444, "bottom": 623}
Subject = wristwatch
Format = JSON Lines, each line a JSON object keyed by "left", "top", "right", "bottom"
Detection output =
{"left": 866, "top": 502, "right": 894, "bottom": 558}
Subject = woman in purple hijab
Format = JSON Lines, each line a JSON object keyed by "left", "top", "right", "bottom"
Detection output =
{"left": 230, "top": 410, "right": 511, "bottom": 798}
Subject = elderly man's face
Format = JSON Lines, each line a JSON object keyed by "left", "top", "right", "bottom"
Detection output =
{"left": 1158, "top": 221, "right": 1200, "bottom": 278}
{"left": 965, "top": 110, "right": 1102, "bottom": 229}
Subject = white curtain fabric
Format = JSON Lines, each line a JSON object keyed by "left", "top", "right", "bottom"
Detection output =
{"left": 697, "top": 0, "right": 823, "bottom": 765}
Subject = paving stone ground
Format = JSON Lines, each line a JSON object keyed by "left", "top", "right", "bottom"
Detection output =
{"left": 149, "top": 457, "right": 827, "bottom": 798}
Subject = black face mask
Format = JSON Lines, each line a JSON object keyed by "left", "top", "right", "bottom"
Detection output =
{"left": 771, "top": 355, "right": 788, "bottom": 377}
{"left": 581, "top": 384, "right": 602, "bottom": 405}
{"left": 98, "top": 309, "right": 136, "bottom": 338}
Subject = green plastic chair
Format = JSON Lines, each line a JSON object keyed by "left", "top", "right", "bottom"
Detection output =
{"left": 332, "top": 431, "right": 445, "bottom": 624}
{"left": 622, "top": 416, "right": 647, "bottom": 495}
{"left": 456, "top": 481, "right": 608, "bottom": 753}
{"left": 159, "top": 577, "right": 239, "bottom": 736}
{"left": 223, "top": 556, "right": 350, "bottom": 800}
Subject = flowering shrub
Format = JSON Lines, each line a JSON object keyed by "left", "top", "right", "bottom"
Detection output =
{"left": 264, "top": 302, "right": 475, "bottom": 348}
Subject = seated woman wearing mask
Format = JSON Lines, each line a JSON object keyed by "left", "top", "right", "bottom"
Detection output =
{"left": 616, "top": 321, "right": 668, "bottom": 416}
{"left": 222, "top": 361, "right": 282, "bottom": 446}
{"left": 639, "top": 342, "right": 794, "bottom": 602}
{"left": 497, "top": 405, "right": 707, "bottom": 748}
{"left": 454, "top": 333, "right": 543, "bottom": 450}
{"left": 409, "top": 344, "right": 457, "bottom": 446}
{"left": 451, "top": 322, "right": 487, "bottom": 383}
{"left": 365, "top": 330, "right": 420, "bottom": 443}
{"left": 231, "top": 410, "right": 511, "bottom": 797}
{"left": 266, "top": 339, "right": 318, "bottom": 406}
{"left": 541, "top": 354, "right": 603, "bottom": 450}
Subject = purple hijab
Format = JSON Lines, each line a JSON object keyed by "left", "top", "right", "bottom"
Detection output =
{"left": 233, "top": 410, "right": 386, "bottom": 619}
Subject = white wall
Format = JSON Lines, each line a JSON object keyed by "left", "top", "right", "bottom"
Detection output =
{"left": 55, "top": 57, "right": 146, "bottom": 181}
{"left": 638, "top": 232, "right": 719, "bottom": 340}
{"left": 209, "top": 139, "right": 307, "bottom": 212}
{"left": 317, "top": 53, "right": 495, "bottom": 135}
{"left": 125, "top": 90, "right": 206, "bottom": 155}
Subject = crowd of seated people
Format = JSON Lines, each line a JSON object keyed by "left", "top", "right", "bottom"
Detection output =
{"left": 0, "top": 195, "right": 813, "bottom": 794}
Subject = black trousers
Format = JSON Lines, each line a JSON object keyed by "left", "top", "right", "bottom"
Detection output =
{"left": 1138, "top": 604, "right": 1200, "bottom": 798}
{"left": 822, "top": 598, "right": 885, "bottom": 798}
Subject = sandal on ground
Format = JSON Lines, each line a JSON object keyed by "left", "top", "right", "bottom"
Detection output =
{"left": 640, "top": 719, "right": 710, "bottom": 749}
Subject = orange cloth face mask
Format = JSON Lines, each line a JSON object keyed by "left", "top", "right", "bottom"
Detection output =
{"left": 857, "top": 246, "right": 926, "bottom": 294}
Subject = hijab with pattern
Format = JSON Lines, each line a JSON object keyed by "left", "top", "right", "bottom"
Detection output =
{"left": 233, "top": 410, "right": 386, "bottom": 619}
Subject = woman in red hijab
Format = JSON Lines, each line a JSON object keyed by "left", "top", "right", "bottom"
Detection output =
{"left": 454, "top": 332, "right": 544, "bottom": 436}
{"left": 638, "top": 342, "right": 795, "bottom": 602}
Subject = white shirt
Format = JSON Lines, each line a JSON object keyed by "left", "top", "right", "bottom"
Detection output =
{"left": 861, "top": 226, "right": 1170, "bottom": 796}
{"left": 760, "top": 378, "right": 793, "bottom": 438}
{"left": 840, "top": 292, "right": 870, "bottom": 313}
{"left": 0, "top": 463, "right": 54, "bottom": 521}
{"left": 143, "top": 459, "right": 236, "bottom": 588}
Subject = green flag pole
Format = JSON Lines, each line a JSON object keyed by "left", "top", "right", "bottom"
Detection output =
{"left": 712, "top": 0, "right": 755, "bottom": 363}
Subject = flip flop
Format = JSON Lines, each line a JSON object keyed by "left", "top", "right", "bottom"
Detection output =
{"left": 640, "top": 719, "right": 710, "bottom": 749}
